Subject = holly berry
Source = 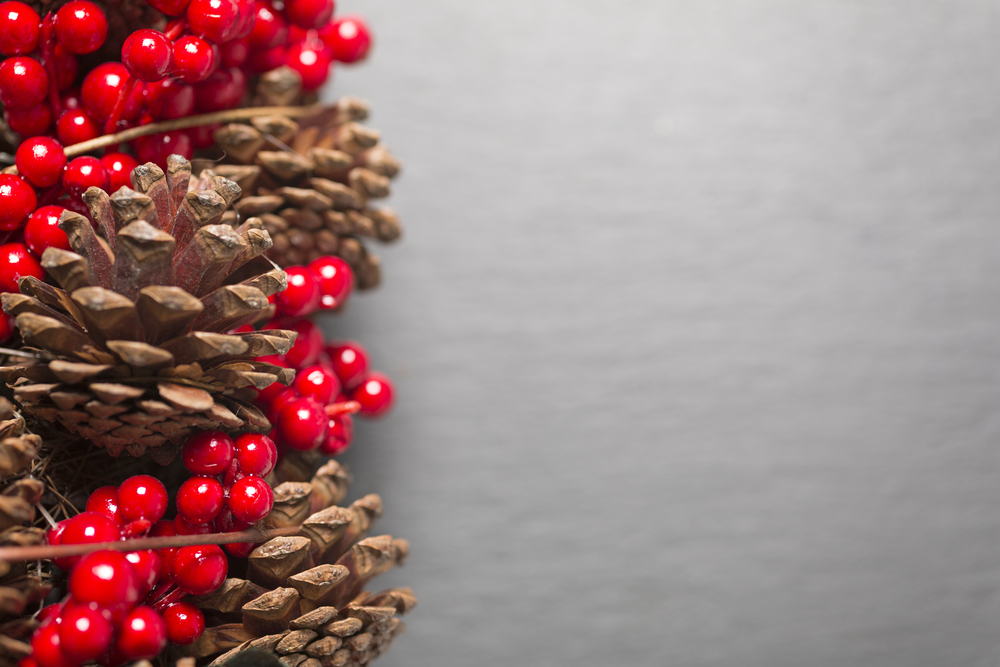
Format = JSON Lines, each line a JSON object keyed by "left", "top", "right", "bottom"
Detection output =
{"left": 122, "top": 29, "right": 173, "bottom": 81}
{"left": 58, "top": 603, "right": 114, "bottom": 662}
{"left": 52, "top": 44, "right": 77, "bottom": 90}
{"left": 0, "top": 312, "right": 14, "bottom": 343}
{"left": 326, "top": 341, "right": 368, "bottom": 389}
{"left": 84, "top": 485, "right": 122, "bottom": 525}
{"left": 54, "top": 0, "right": 107, "bottom": 54}
{"left": 176, "top": 475, "right": 225, "bottom": 525}
{"left": 172, "top": 35, "right": 216, "bottom": 83}
{"left": 25, "top": 206, "right": 70, "bottom": 256}
{"left": 101, "top": 153, "right": 139, "bottom": 192}
{"left": 148, "top": 520, "right": 178, "bottom": 583}
{"left": 280, "top": 317, "right": 323, "bottom": 368}
{"left": 233, "top": 432, "right": 278, "bottom": 477}
{"left": 133, "top": 130, "right": 193, "bottom": 166}
{"left": 227, "top": 474, "right": 274, "bottom": 523}
{"left": 148, "top": 0, "right": 190, "bottom": 17}
{"left": 293, "top": 365, "right": 340, "bottom": 404}
{"left": 172, "top": 544, "right": 227, "bottom": 595}
{"left": 351, "top": 372, "right": 394, "bottom": 417}
{"left": 117, "top": 475, "right": 168, "bottom": 523}
{"left": 276, "top": 396, "right": 327, "bottom": 451}
{"left": 321, "top": 413, "right": 353, "bottom": 455}
{"left": 0, "top": 242, "right": 43, "bottom": 292}
{"left": 163, "top": 602, "right": 205, "bottom": 645}
{"left": 284, "top": 0, "right": 333, "bottom": 29}
{"left": 116, "top": 606, "right": 167, "bottom": 660}
{"left": 324, "top": 15, "right": 371, "bottom": 63}
{"left": 15, "top": 136, "right": 66, "bottom": 188}
{"left": 0, "top": 56, "right": 48, "bottom": 108}
{"left": 146, "top": 78, "right": 196, "bottom": 119}
{"left": 0, "top": 174, "right": 37, "bottom": 230}
{"left": 81, "top": 62, "right": 131, "bottom": 123}
{"left": 31, "top": 624, "right": 72, "bottom": 667}
{"left": 125, "top": 549, "right": 161, "bottom": 593}
{"left": 63, "top": 156, "right": 109, "bottom": 199}
{"left": 285, "top": 40, "right": 332, "bottom": 92}
{"left": 309, "top": 256, "right": 352, "bottom": 309}
{"left": 192, "top": 66, "right": 245, "bottom": 112}
{"left": 182, "top": 430, "right": 235, "bottom": 474}
{"left": 245, "top": 44, "right": 284, "bottom": 73}
{"left": 0, "top": 2, "right": 40, "bottom": 55}
{"left": 247, "top": 1, "right": 287, "bottom": 48}
{"left": 70, "top": 550, "right": 140, "bottom": 606}
{"left": 174, "top": 514, "right": 212, "bottom": 535}
{"left": 219, "top": 38, "right": 248, "bottom": 67}
{"left": 7, "top": 103, "right": 52, "bottom": 137}
{"left": 187, "top": 0, "right": 241, "bottom": 44}
{"left": 56, "top": 108, "right": 100, "bottom": 145}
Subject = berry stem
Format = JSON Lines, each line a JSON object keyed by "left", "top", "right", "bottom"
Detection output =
{"left": 40, "top": 14, "right": 63, "bottom": 119}
{"left": 151, "top": 585, "right": 187, "bottom": 612}
{"left": 325, "top": 400, "right": 361, "bottom": 417}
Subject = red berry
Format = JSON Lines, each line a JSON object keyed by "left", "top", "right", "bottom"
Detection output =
{"left": 85, "top": 485, "right": 121, "bottom": 525}
{"left": 15, "top": 136, "right": 66, "bottom": 188}
{"left": 133, "top": 130, "right": 193, "bottom": 167}
{"left": 174, "top": 514, "right": 212, "bottom": 535}
{"left": 281, "top": 318, "right": 323, "bottom": 368}
{"left": 52, "top": 44, "right": 77, "bottom": 90}
{"left": 101, "top": 153, "right": 138, "bottom": 192}
{"left": 285, "top": 40, "right": 331, "bottom": 92}
{"left": 70, "top": 551, "right": 139, "bottom": 606}
{"left": 172, "top": 35, "right": 216, "bottom": 83}
{"left": 122, "top": 29, "right": 173, "bottom": 81}
{"left": 326, "top": 341, "right": 368, "bottom": 389}
{"left": 25, "top": 206, "right": 70, "bottom": 256}
{"left": 247, "top": 0, "right": 286, "bottom": 48}
{"left": 0, "top": 56, "right": 47, "bottom": 108}
{"left": 182, "top": 430, "right": 235, "bottom": 474}
{"left": 81, "top": 62, "right": 131, "bottom": 123}
{"left": 117, "top": 475, "right": 168, "bottom": 523}
{"left": 0, "top": 2, "right": 40, "bottom": 55}
{"left": 285, "top": 0, "right": 332, "bottom": 29}
{"left": 145, "top": 78, "right": 195, "bottom": 119}
{"left": 245, "top": 44, "right": 285, "bottom": 73}
{"left": 320, "top": 412, "right": 353, "bottom": 455}
{"left": 0, "top": 242, "right": 42, "bottom": 292}
{"left": 54, "top": 0, "right": 107, "bottom": 54}
{"left": 324, "top": 15, "right": 371, "bottom": 63}
{"left": 59, "top": 603, "right": 114, "bottom": 662}
{"left": 172, "top": 544, "right": 227, "bottom": 595}
{"left": 125, "top": 549, "right": 161, "bottom": 593}
{"left": 177, "top": 475, "right": 225, "bottom": 525}
{"left": 6, "top": 103, "right": 52, "bottom": 136}
{"left": 187, "top": 122, "right": 219, "bottom": 148}
{"left": 233, "top": 432, "right": 278, "bottom": 476}
{"left": 351, "top": 372, "right": 394, "bottom": 417}
{"left": 116, "top": 607, "right": 166, "bottom": 660}
{"left": 148, "top": 0, "right": 190, "bottom": 17}
{"left": 293, "top": 365, "right": 340, "bottom": 404}
{"left": 0, "top": 175, "right": 36, "bottom": 230}
{"left": 227, "top": 474, "right": 273, "bottom": 523}
{"left": 192, "top": 66, "right": 245, "bottom": 112}
{"left": 63, "top": 156, "right": 109, "bottom": 198}
{"left": 56, "top": 108, "right": 99, "bottom": 145}
{"left": 215, "top": 38, "right": 246, "bottom": 67}
{"left": 0, "top": 312, "right": 14, "bottom": 342}
{"left": 276, "top": 265, "right": 321, "bottom": 317}
{"left": 264, "top": 385, "right": 298, "bottom": 423}
{"left": 31, "top": 624, "right": 72, "bottom": 667}
{"left": 309, "top": 256, "right": 352, "bottom": 309}
{"left": 276, "top": 396, "right": 327, "bottom": 451}
{"left": 148, "top": 520, "right": 178, "bottom": 582}
{"left": 187, "top": 0, "right": 240, "bottom": 43}
{"left": 163, "top": 602, "right": 205, "bottom": 645}
{"left": 213, "top": 510, "right": 254, "bottom": 556}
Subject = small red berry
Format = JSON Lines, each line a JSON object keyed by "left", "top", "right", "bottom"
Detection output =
{"left": 163, "top": 602, "right": 205, "bottom": 646}
{"left": 81, "top": 62, "right": 131, "bottom": 123}
{"left": 214, "top": 510, "right": 254, "bottom": 556}
{"left": 148, "top": 0, "right": 190, "bottom": 17}
{"left": 219, "top": 38, "right": 248, "bottom": 67}
{"left": 284, "top": 0, "right": 333, "bottom": 29}
{"left": 54, "top": 1, "right": 106, "bottom": 54}
{"left": 293, "top": 365, "right": 340, "bottom": 404}
{"left": 6, "top": 103, "right": 52, "bottom": 136}
{"left": 70, "top": 551, "right": 139, "bottom": 606}
{"left": 15, "top": 136, "right": 66, "bottom": 188}
{"left": 59, "top": 603, "right": 114, "bottom": 662}
{"left": 172, "top": 35, "right": 216, "bottom": 83}
{"left": 0, "top": 2, "right": 40, "bottom": 55}
{"left": 173, "top": 544, "right": 227, "bottom": 595}
{"left": 276, "top": 265, "right": 321, "bottom": 317}
{"left": 125, "top": 549, "right": 161, "bottom": 593}
{"left": 351, "top": 372, "right": 394, "bottom": 417}
{"left": 227, "top": 474, "right": 274, "bottom": 523}
{"left": 122, "top": 29, "right": 173, "bottom": 81}
{"left": 24, "top": 206, "right": 70, "bottom": 256}
{"left": 52, "top": 44, "right": 77, "bottom": 90}
{"left": 192, "top": 66, "right": 245, "bottom": 112}
{"left": 177, "top": 475, "right": 225, "bottom": 525}
{"left": 264, "top": 385, "right": 298, "bottom": 424}
{"left": 182, "top": 430, "right": 235, "bottom": 474}
{"left": 115, "top": 606, "right": 167, "bottom": 660}
{"left": 324, "top": 15, "right": 371, "bottom": 63}
{"left": 280, "top": 318, "right": 323, "bottom": 368}
{"left": 0, "top": 56, "right": 47, "bottom": 108}
{"left": 0, "top": 175, "right": 36, "bottom": 230}
{"left": 56, "top": 108, "right": 99, "bottom": 145}
{"left": 233, "top": 432, "right": 278, "bottom": 477}
{"left": 31, "top": 624, "right": 72, "bottom": 667}
{"left": 326, "top": 341, "right": 369, "bottom": 389}
{"left": 276, "top": 396, "right": 328, "bottom": 451}
{"left": 145, "top": 78, "right": 195, "bottom": 119}
{"left": 174, "top": 514, "right": 212, "bottom": 535}
{"left": 285, "top": 40, "right": 331, "bottom": 92}
{"left": 245, "top": 44, "right": 285, "bottom": 73}
{"left": 148, "top": 520, "right": 178, "bottom": 582}
{"left": 187, "top": 0, "right": 241, "bottom": 43}
{"left": 0, "top": 242, "right": 43, "bottom": 292}
{"left": 247, "top": 0, "right": 286, "bottom": 48}
{"left": 187, "top": 122, "right": 219, "bottom": 148}
{"left": 84, "top": 485, "right": 121, "bottom": 525}
{"left": 320, "top": 413, "right": 353, "bottom": 455}
{"left": 117, "top": 475, "right": 168, "bottom": 523}
{"left": 309, "top": 255, "right": 352, "bottom": 309}
{"left": 63, "top": 156, "right": 109, "bottom": 198}
{"left": 101, "top": 153, "right": 138, "bottom": 192}
{"left": 133, "top": 130, "right": 193, "bottom": 167}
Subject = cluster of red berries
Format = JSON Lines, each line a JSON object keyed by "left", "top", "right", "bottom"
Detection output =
{"left": 274, "top": 254, "right": 353, "bottom": 318}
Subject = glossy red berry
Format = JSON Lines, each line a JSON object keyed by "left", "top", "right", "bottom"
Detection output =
{"left": 56, "top": 108, "right": 99, "bottom": 145}
{"left": 81, "top": 62, "right": 131, "bottom": 123}
{"left": 264, "top": 386, "right": 298, "bottom": 424}
{"left": 54, "top": 0, "right": 106, "bottom": 54}
{"left": 117, "top": 475, "right": 168, "bottom": 523}
{"left": 227, "top": 474, "right": 274, "bottom": 523}
{"left": 284, "top": 0, "right": 332, "bottom": 29}
{"left": 24, "top": 206, "right": 70, "bottom": 256}
{"left": 133, "top": 130, "right": 193, "bottom": 167}
{"left": 0, "top": 175, "right": 36, "bottom": 231}
{"left": 31, "top": 624, "right": 72, "bottom": 667}
{"left": 145, "top": 78, "right": 195, "bottom": 119}
{"left": 15, "top": 136, "right": 66, "bottom": 188}
{"left": 247, "top": 0, "right": 286, "bottom": 48}
{"left": 85, "top": 485, "right": 122, "bottom": 525}
{"left": 0, "top": 2, "right": 40, "bottom": 55}
{"left": 125, "top": 549, "right": 161, "bottom": 593}
{"left": 326, "top": 341, "right": 369, "bottom": 389}
{"left": 283, "top": 318, "right": 324, "bottom": 368}
{"left": 116, "top": 606, "right": 167, "bottom": 660}
{"left": 174, "top": 514, "right": 212, "bottom": 535}
{"left": 320, "top": 413, "right": 353, "bottom": 455}
{"left": 6, "top": 102, "right": 52, "bottom": 136}
{"left": 172, "top": 35, "right": 216, "bottom": 83}
{"left": 0, "top": 243, "right": 43, "bottom": 292}
{"left": 163, "top": 602, "right": 205, "bottom": 645}
{"left": 63, "top": 155, "right": 110, "bottom": 198}
{"left": 324, "top": 15, "right": 371, "bottom": 63}
{"left": 182, "top": 430, "right": 235, "bottom": 475}
{"left": 177, "top": 475, "right": 225, "bottom": 525}
{"left": 187, "top": 0, "right": 240, "bottom": 43}
{"left": 277, "top": 396, "right": 328, "bottom": 451}
{"left": 148, "top": 0, "right": 190, "bottom": 17}
{"left": 293, "top": 365, "right": 340, "bottom": 404}
{"left": 70, "top": 550, "right": 139, "bottom": 606}
{"left": 0, "top": 56, "right": 47, "bottom": 108}
{"left": 192, "top": 66, "right": 245, "bottom": 112}
{"left": 233, "top": 433, "right": 278, "bottom": 477}
{"left": 122, "top": 29, "right": 173, "bottom": 81}
{"left": 52, "top": 44, "right": 77, "bottom": 90}
{"left": 285, "top": 40, "right": 331, "bottom": 92}
{"left": 351, "top": 372, "right": 394, "bottom": 418}
{"left": 59, "top": 603, "right": 114, "bottom": 662}
{"left": 309, "top": 255, "right": 352, "bottom": 309}
{"left": 173, "top": 544, "right": 227, "bottom": 595}
{"left": 276, "top": 265, "right": 321, "bottom": 317}
{"left": 101, "top": 153, "right": 138, "bottom": 192}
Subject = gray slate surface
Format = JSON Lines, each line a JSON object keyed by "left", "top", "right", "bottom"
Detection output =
{"left": 323, "top": 1, "right": 1000, "bottom": 665}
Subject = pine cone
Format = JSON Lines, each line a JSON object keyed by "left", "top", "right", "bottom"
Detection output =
{"left": 183, "top": 461, "right": 415, "bottom": 667}
{"left": 0, "top": 157, "right": 298, "bottom": 462}
{"left": 208, "top": 95, "right": 401, "bottom": 290}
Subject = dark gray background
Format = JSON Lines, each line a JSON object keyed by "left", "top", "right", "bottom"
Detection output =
{"left": 322, "top": 1, "right": 1000, "bottom": 665}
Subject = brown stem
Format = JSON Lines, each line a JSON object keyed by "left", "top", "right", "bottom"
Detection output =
{"left": 0, "top": 525, "right": 300, "bottom": 562}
